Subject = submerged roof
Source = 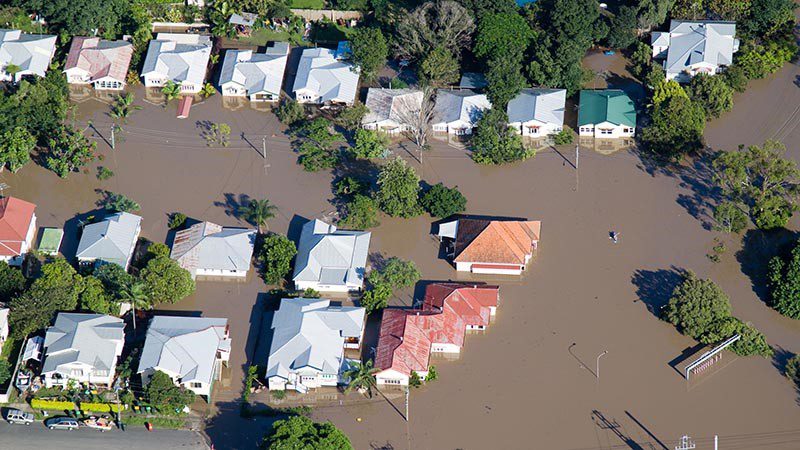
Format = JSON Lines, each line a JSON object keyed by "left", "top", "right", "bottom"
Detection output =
{"left": 76, "top": 212, "right": 142, "bottom": 268}
{"left": 64, "top": 37, "right": 133, "bottom": 83}
{"left": 42, "top": 313, "right": 124, "bottom": 375}
{"left": 660, "top": 21, "right": 738, "bottom": 75}
{"left": 363, "top": 88, "right": 424, "bottom": 125}
{"left": 0, "top": 196, "right": 35, "bottom": 257}
{"left": 0, "top": 29, "right": 56, "bottom": 78}
{"left": 219, "top": 42, "right": 289, "bottom": 96}
{"left": 507, "top": 88, "right": 566, "bottom": 126}
{"left": 577, "top": 90, "right": 636, "bottom": 127}
{"left": 142, "top": 33, "right": 211, "bottom": 85}
{"left": 171, "top": 221, "right": 255, "bottom": 274}
{"left": 292, "top": 219, "right": 370, "bottom": 288}
{"left": 432, "top": 89, "right": 491, "bottom": 126}
{"left": 266, "top": 298, "right": 365, "bottom": 380}
{"left": 292, "top": 47, "right": 360, "bottom": 103}
{"left": 138, "top": 316, "right": 230, "bottom": 386}
{"left": 448, "top": 219, "right": 541, "bottom": 265}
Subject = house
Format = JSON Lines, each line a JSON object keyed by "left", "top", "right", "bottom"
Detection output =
{"left": 170, "top": 221, "right": 256, "bottom": 279}
{"left": 651, "top": 21, "right": 739, "bottom": 83}
{"left": 292, "top": 219, "right": 370, "bottom": 293}
{"left": 431, "top": 90, "right": 491, "bottom": 135}
{"left": 138, "top": 316, "right": 231, "bottom": 399}
{"left": 437, "top": 218, "right": 541, "bottom": 275}
{"left": 141, "top": 33, "right": 212, "bottom": 94}
{"left": 362, "top": 88, "right": 424, "bottom": 135}
{"left": 76, "top": 212, "right": 142, "bottom": 270}
{"left": 267, "top": 298, "right": 365, "bottom": 392}
{"left": 0, "top": 307, "right": 8, "bottom": 354}
{"left": 507, "top": 88, "right": 566, "bottom": 137}
{"left": 229, "top": 12, "right": 258, "bottom": 36}
{"left": 292, "top": 47, "right": 360, "bottom": 105}
{"left": 459, "top": 73, "right": 487, "bottom": 90}
{"left": 577, "top": 90, "right": 636, "bottom": 138}
{"left": 41, "top": 313, "right": 125, "bottom": 388}
{"left": 219, "top": 42, "right": 289, "bottom": 102}
{"left": 64, "top": 37, "right": 133, "bottom": 90}
{"left": 0, "top": 197, "right": 36, "bottom": 266}
{"left": 374, "top": 283, "right": 499, "bottom": 386}
{"left": 0, "top": 29, "right": 57, "bottom": 82}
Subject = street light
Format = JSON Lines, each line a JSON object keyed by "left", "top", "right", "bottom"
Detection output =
{"left": 597, "top": 351, "right": 608, "bottom": 382}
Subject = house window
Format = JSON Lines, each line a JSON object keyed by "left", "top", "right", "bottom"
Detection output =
{"left": 384, "top": 379, "right": 401, "bottom": 385}
{"left": 190, "top": 382, "right": 202, "bottom": 388}
{"left": 623, "top": 127, "right": 633, "bottom": 133}
{"left": 599, "top": 129, "right": 613, "bottom": 135}
{"left": 580, "top": 127, "right": 593, "bottom": 133}
{"left": 70, "top": 369, "right": 84, "bottom": 377}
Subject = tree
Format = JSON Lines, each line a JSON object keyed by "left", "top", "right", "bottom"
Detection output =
{"left": 0, "top": 360, "right": 10, "bottom": 386}
{"left": 336, "top": 103, "right": 369, "bottom": 131}
{"left": 19, "top": 0, "right": 127, "bottom": 37}
{"left": 426, "top": 365, "right": 438, "bottom": 381}
{"left": 707, "top": 0, "right": 753, "bottom": 20}
{"left": 743, "top": 0, "right": 795, "bottom": 37}
{"left": 409, "top": 370, "right": 423, "bottom": 387}
{"left": 78, "top": 275, "right": 118, "bottom": 315}
{"left": 0, "top": 126, "right": 34, "bottom": 172}
{"left": 110, "top": 92, "right": 142, "bottom": 122}
{"left": 359, "top": 283, "right": 392, "bottom": 314}
{"left": 421, "top": 183, "right": 467, "bottom": 218}
{"left": 276, "top": 99, "right": 304, "bottom": 126}
{"left": 723, "top": 65, "right": 749, "bottom": 92}
{"left": 0, "top": 261, "right": 25, "bottom": 299}
{"left": 140, "top": 256, "right": 195, "bottom": 304}
{"left": 736, "top": 37, "right": 796, "bottom": 80}
{"left": 768, "top": 242, "right": 800, "bottom": 319}
{"left": 293, "top": 118, "right": 342, "bottom": 172}
{"left": 262, "top": 415, "right": 353, "bottom": 450}
{"left": 335, "top": 177, "right": 367, "bottom": 197}
{"left": 786, "top": 354, "right": 800, "bottom": 388}
{"left": 712, "top": 140, "right": 800, "bottom": 230}
{"left": 238, "top": 198, "right": 277, "bottom": 233}
{"left": 712, "top": 201, "right": 748, "bottom": 233}
{"left": 119, "top": 280, "right": 151, "bottom": 312}
{"left": 458, "top": 0, "right": 518, "bottom": 18}
{"left": 341, "top": 195, "right": 381, "bottom": 229}
{"left": 419, "top": 47, "right": 461, "bottom": 87}
{"left": 162, "top": 81, "right": 182, "bottom": 103}
{"left": 629, "top": 42, "right": 653, "bottom": 81}
{"left": 485, "top": 60, "right": 526, "bottom": 109}
{"left": 351, "top": 129, "right": 388, "bottom": 159}
{"left": 376, "top": 158, "right": 422, "bottom": 217}
{"left": 204, "top": 123, "right": 231, "bottom": 147}
{"left": 349, "top": 27, "right": 388, "bottom": 82}
{"left": 663, "top": 273, "right": 732, "bottom": 341}
{"left": 200, "top": 83, "right": 216, "bottom": 98}
{"left": 394, "top": 1, "right": 475, "bottom": 62}
{"left": 146, "top": 371, "right": 196, "bottom": 413}
{"left": 147, "top": 243, "right": 171, "bottom": 259}
{"left": 99, "top": 191, "right": 141, "bottom": 213}
{"left": 606, "top": 5, "right": 638, "bottom": 49}
{"left": 168, "top": 212, "right": 187, "bottom": 230}
{"left": 45, "top": 127, "right": 97, "bottom": 178}
{"left": 94, "top": 263, "right": 134, "bottom": 301}
{"left": 9, "top": 259, "right": 83, "bottom": 338}
{"left": 343, "top": 360, "right": 378, "bottom": 397}
{"left": 642, "top": 93, "right": 706, "bottom": 159}
{"left": 369, "top": 257, "right": 421, "bottom": 290}
{"left": 473, "top": 13, "right": 532, "bottom": 62}
{"left": 396, "top": 87, "right": 436, "bottom": 148}
{"left": 258, "top": 234, "right": 297, "bottom": 285}
{"left": 471, "top": 108, "right": 534, "bottom": 164}
{"left": 688, "top": 74, "right": 734, "bottom": 118}
{"left": 636, "top": 0, "right": 672, "bottom": 30}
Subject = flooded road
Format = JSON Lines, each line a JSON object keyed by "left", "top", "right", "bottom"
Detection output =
{"left": 5, "top": 59, "right": 800, "bottom": 450}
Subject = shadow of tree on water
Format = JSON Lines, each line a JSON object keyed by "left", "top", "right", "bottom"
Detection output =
{"left": 736, "top": 228, "right": 800, "bottom": 304}
{"left": 630, "top": 267, "right": 688, "bottom": 319}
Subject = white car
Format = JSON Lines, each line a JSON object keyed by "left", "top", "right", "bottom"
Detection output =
{"left": 5, "top": 409, "right": 34, "bottom": 425}
{"left": 45, "top": 417, "right": 79, "bottom": 430}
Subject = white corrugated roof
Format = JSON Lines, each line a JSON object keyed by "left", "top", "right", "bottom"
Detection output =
{"left": 42, "top": 313, "right": 124, "bottom": 376}
{"left": 219, "top": 43, "right": 289, "bottom": 96}
{"left": 656, "top": 21, "right": 738, "bottom": 76}
{"left": 432, "top": 89, "right": 491, "bottom": 127}
{"left": 141, "top": 33, "right": 211, "bottom": 85}
{"left": 0, "top": 29, "right": 56, "bottom": 79}
{"left": 507, "top": 88, "right": 566, "bottom": 126}
{"left": 363, "top": 88, "right": 424, "bottom": 125}
{"left": 76, "top": 212, "right": 141, "bottom": 268}
{"left": 292, "top": 47, "right": 360, "bottom": 104}
{"left": 292, "top": 219, "right": 370, "bottom": 288}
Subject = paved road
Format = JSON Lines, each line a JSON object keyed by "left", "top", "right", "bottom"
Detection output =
{"left": 0, "top": 421, "right": 210, "bottom": 450}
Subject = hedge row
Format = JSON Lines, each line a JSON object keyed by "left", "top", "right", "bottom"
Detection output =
{"left": 31, "top": 398, "right": 121, "bottom": 413}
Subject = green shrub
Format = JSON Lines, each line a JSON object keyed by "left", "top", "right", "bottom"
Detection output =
{"left": 168, "top": 212, "right": 187, "bottom": 229}
{"left": 420, "top": 183, "right": 467, "bottom": 218}
{"left": 96, "top": 166, "right": 114, "bottom": 180}
{"left": 786, "top": 355, "right": 800, "bottom": 387}
{"left": 551, "top": 127, "right": 574, "bottom": 145}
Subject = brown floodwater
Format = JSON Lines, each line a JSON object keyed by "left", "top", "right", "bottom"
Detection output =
{"left": 5, "top": 56, "right": 800, "bottom": 449}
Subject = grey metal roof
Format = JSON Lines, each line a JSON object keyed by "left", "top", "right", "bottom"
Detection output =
{"left": 362, "top": 88, "right": 424, "bottom": 125}
{"left": 170, "top": 221, "right": 255, "bottom": 275}
{"left": 507, "top": 88, "right": 566, "bottom": 126}
{"left": 459, "top": 72, "right": 487, "bottom": 90}
{"left": 141, "top": 33, "right": 211, "bottom": 86}
{"left": 658, "top": 21, "right": 738, "bottom": 76}
{"left": 0, "top": 29, "right": 56, "bottom": 78}
{"left": 292, "top": 219, "right": 370, "bottom": 288}
{"left": 76, "top": 212, "right": 142, "bottom": 268}
{"left": 432, "top": 89, "right": 492, "bottom": 127}
{"left": 266, "top": 298, "right": 365, "bottom": 380}
{"left": 292, "top": 47, "right": 360, "bottom": 104}
{"left": 42, "top": 313, "right": 124, "bottom": 375}
{"left": 218, "top": 43, "right": 289, "bottom": 96}
{"left": 229, "top": 12, "right": 258, "bottom": 26}
{"left": 137, "top": 316, "right": 230, "bottom": 386}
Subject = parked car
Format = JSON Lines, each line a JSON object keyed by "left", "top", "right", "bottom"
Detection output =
{"left": 45, "top": 417, "right": 79, "bottom": 431}
{"left": 5, "top": 409, "right": 34, "bottom": 425}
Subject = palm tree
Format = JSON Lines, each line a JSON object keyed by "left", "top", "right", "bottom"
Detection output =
{"left": 237, "top": 198, "right": 277, "bottom": 233}
{"left": 162, "top": 81, "right": 182, "bottom": 103}
{"left": 343, "top": 360, "right": 378, "bottom": 398}
{"left": 119, "top": 280, "right": 150, "bottom": 330}
{"left": 199, "top": 83, "right": 216, "bottom": 99}
{"left": 110, "top": 92, "right": 142, "bottom": 122}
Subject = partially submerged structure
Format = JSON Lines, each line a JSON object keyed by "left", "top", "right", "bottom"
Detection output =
{"left": 76, "top": 212, "right": 142, "bottom": 270}
{"left": 362, "top": 88, "right": 424, "bottom": 135}
{"left": 507, "top": 88, "right": 566, "bottom": 137}
{"left": 219, "top": 42, "right": 289, "bottom": 102}
{"left": 577, "top": 90, "right": 636, "bottom": 138}
{"left": 141, "top": 33, "right": 212, "bottom": 94}
{"left": 0, "top": 196, "right": 36, "bottom": 266}
{"left": 64, "top": 37, "right": 133, "bottom": 90}
{"left": 292, "top": 219, "right": 370, "bottom": 293}
{"left": 0, "top": 29, "right": 56, "bottom": 82}
{"left": 170, "top": 221, "right": 255, "bottom": 279}
{"left": 292, "top": 47, "right": 360, "bottom": 105}
{"left": 651, "top": 20, "right": 739, "bottom": 82}
{"left": 431, "top": 90, "right": 491, "bottom": 135}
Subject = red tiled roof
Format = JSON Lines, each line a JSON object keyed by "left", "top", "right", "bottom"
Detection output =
{"left": 0, "top": 197, "right": 35, "bottom": 257}
{"left": 65, "top": 37, "right": 133, "bottom": 83}
{"left": 454, "top": 219, "right": 541, "bottom": 265}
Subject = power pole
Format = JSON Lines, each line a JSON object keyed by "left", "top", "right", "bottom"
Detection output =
{"left": 575, "top": 142, "right": 579, "bottom": 170}
{"left": 111, "top": 125, "right": 116, "bottom": 150}
{"left": 405, "top": 386, "right": 409, "bottom": 422}
{"left": 714, "top": 435, "right": 718, "bottom": 450}
{"left": 675, "top": 435, "right": 696, "bottom": 450}
{"left": 262, "top": 136, "right": 267, "bottom": 161}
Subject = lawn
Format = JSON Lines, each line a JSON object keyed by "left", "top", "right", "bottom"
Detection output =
{"left": 225, "top": 28, "right": 307, "bottom": 47}
{"left": 289, "top": 0, "right": 326, "bottom": 8}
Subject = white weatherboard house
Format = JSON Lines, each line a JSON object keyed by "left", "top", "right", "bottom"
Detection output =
{"left": 64, "top": 37, "right": 133, "bottom": 90}
{"left": 362, "top": 88, "right": 424, "bottom": 135}
{"left": 137, "top": 316, "right": 231, "bottom": 399}
{"left": 267, "top": 298, "right": 365, "bottom": 393}
{"left": 507, "top": 88, "right": 566, "bottom": 137}
{"left": 76, "top": 212, "right": 142, "bottom": 270}
{"left": 141, "top": 33, "right": 212, "bottom": 94}
{"left": 292, "top": 219, "right": 370, "bottom": 293}
{"left": 219, "top": 42, "right": 289, "bottom": 102}
{"left": 0, "top": 29, "right": 56, "bottom": 83}
{"left": 651, "top": 21, "right": 739, "bottom": 83}
{"left": 431, "top": 89, "right": 491, "bottom": 135}
{"left": 292, "top": 47, "right": 360, "bottom": 105}
{"left": 41, "top": 313, "right": 125, "bottom": 388}
{"left": 577, "top": 90, "right": 637, "bottom": 138}
{"left": 170, "top": 221, "right": 256, "bottom": 279}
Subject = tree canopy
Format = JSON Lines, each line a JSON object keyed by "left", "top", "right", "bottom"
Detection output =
{"left": 768, "top": 241, "right": 800, "bottom": 319}
{"left": 471, "top": 108, "right": 534, "bottom": 164}
{"left": 394, "top": 1, "right": 475, "bottom": 62}
{"left": 376, "top": 158, "right": 422, "bottom": 218}
{"left": 259, "top": 234, "right": 297, "bottom": 285}
{"left": 421, "top": 183, "right": 467, "bottom": 218}
{"left": 146, "top": 370, "right": 196, "bottom": 413}
{"left": 140, "top": 256, "right": 196, "bottom": 304}
{"left": 349, "top": 27, "right": 388, "bottom": 82}
{"left": 262, "top": 415, "right": 353, "bottom": 450}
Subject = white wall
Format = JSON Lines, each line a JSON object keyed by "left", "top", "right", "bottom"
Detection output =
{"left": 431, "top": 343, "right": 461, "bottom": 354}
{"left": 578, "top": 122, "right": 635, "bottom": 138}
{"left": 294, "top": 280, "right": 361, "bottom": 293}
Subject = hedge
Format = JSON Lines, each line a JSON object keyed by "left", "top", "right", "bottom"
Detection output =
{"left": 31, "top": 398, "right": 121, "bottom": 413}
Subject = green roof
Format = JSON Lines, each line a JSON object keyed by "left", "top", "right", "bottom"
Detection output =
{"left": 577, "top": 90, "right": 636, "bottom": 127}
{"left": 38, "top": 228, "right": 64, "bottom": 255}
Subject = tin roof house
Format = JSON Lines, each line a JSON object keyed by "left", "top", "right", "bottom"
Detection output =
{"left": 292, "top": 47, "right": 360, "bottom": 105}
{"left": 64, "top": 37, "right": 133, "bottom": 90}
{"left": 141, "top": 33, "right": 212, "bottom": 94}
{"left": 651, "top": 21, "right": 739, "bottom": 83}
{"left": 0, "top": 196, "right": 36, "bottom": 266}
{"left": 362, "top": 88, "right": 424, "bottom": 135}
{"left": 431, "top": 90, "right": 491, "bottom": 136}
{"left": 507, "top": 88, "right": 566, "bottom": 138}
{"left": 76, "top": 212, "right": 142, "bottom": 270}
{"left": 170, "top": 221, "right": 255, "bottom": 279}
{"left": 292, "top": 219, "right": 371, "bottom": 293}
{"left": 577, "top": 90, "right": 636, "bottom": 138}
{"left": 0, "top": 29, "right": 56, "bottom": 83}
{"left": 219, "top": 42, "right": 289, "bottom": 102}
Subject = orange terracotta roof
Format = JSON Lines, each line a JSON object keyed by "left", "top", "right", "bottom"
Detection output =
{"left": 453, "top": 219, "right": 540, "bottom": 265}
{"left": 0, "top": 197, "right": 35, "bottom": 257}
